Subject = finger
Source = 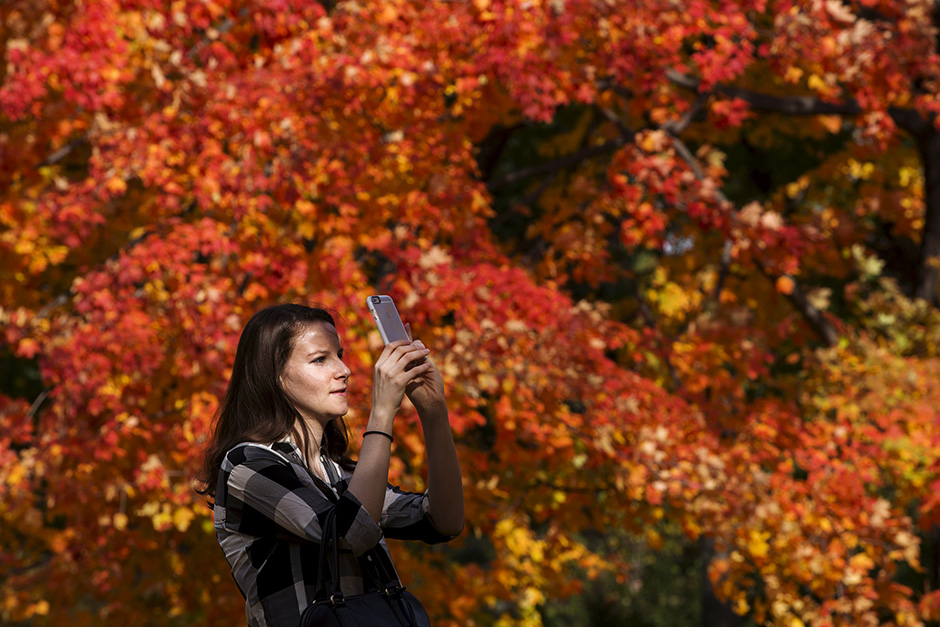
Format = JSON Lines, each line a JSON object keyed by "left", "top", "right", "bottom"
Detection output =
{"left": 379, "top": 344, "right": 429, "bottom": 374}
{"left": 376, "top": 343, "right": 415, "bottom": 378}
{"left": 400, "top": 346, "right": 431, "bottom": 366}
{"left": 394, "top": 345, "right": 430, "bottom": 373}
{"left": 387, "top": 341, "right": 427, "bottom": 361}
{"left": 379, "top": 339, "right": 411, "bottom": 359}
{"left": 383, "top": 339, "right": 410, "bottom": 351}
{"left": 404, "top": 322, "right": 412, "bottom": 342}
{"left": 402, "top": 361, "right": 433, "bottom": 380}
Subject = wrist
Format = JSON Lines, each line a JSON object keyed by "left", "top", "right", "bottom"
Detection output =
{"left": 362, "top": 430, "right": 394, "bottom": 444}
{"left": 417, "top": 404, "right": 449, "bottom": 426}
{"left": 367, "top": 409, "right": 396, "bottom": 432}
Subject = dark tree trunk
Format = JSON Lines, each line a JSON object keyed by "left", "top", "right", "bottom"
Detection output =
{"left": 700, "top": 537, "right": 746, "bottom": 627}
{"left": 929, "top": 524, "right": 940, "bottom": 593}
{"left": 912, "top": 1, "right": 940, "bottom": 305}
{"left": 915, "top": 126, "right": 940, "bottom": 306}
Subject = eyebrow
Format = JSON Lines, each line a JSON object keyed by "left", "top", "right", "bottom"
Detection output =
{"left": 306, "top": 347, "right": 344, "bottom": 358}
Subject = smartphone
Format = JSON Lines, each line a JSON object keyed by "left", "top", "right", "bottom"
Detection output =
{"left": 367, "top": 295, "right": 410, "bottom": 344}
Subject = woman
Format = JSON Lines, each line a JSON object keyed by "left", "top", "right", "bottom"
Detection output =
{"left": 198, "top": 304, "right": 464, "bottom": 627}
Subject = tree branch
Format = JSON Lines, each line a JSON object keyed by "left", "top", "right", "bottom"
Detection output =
{"left": 788, "top": 281, "right": 840, "bottom": 347}
{"left": 634, "top": 281, "right": 684, "bottom": 390}
{"left": 476, "top": 123, "right": 525, "bottom": 182}
{"left": 660, "top": 132, "right": 738, "bottom": 307}
{"left": 666, "top": 69, "right": 928, "bottom": 135}
{"left": 752, "top": 259, "right": 839, "bottom": 347}
{"left": 663, "top": 134, "right": 840, "bottom": 346}
{"left": 661, "top": 93, "right": 709, "bottom": 136}
{"left": 595, "top": 103, "right": 635, "bottom": 139}
{"left": 486, "top": 138, "right": 626, "bottom": 191}
{"left": 37, "top": 137, "right": 89, "bottom": 168}
{"left": 667, "top": 70, "right": 863, "bottom": 116}
{"left": 668, "top": 69, "right": 936, "bottom": 309}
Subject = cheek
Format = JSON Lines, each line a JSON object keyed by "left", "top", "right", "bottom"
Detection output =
{"left": 283, "top": 369, "right": 326, "bottom": 395}
{"left": 280, "top": 370, "right": 304, "bottom": 397}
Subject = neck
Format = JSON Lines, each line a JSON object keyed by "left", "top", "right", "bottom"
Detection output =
{"left": 292, "top": 417, "right": 326, "bottom": 464}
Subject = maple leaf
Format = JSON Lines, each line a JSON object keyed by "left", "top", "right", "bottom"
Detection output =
{"left": 2, "top": 0, "right": 940, "bottom": 625}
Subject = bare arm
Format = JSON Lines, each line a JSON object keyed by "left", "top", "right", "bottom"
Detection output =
{"left": 418, "top": 403, "right": 465, "bottom": 536}
{"left": 403, "top": 328, "right": 464, "bottom": 536}
{"left": 347, "top": 340, "right": 431, "bottom": 523}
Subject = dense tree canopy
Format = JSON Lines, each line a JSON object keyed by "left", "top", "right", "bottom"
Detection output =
{"left": 1, "top": 0, "right": 940, "bottom": 625}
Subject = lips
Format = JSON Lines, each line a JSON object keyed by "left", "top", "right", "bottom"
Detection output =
{"left": 331, "top": 388, "right": 347, "bottom": 395}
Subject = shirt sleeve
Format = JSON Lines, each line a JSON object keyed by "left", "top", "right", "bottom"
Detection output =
{"left": 380, "top": 484, "right": 459, "bottom": 544}
{"left": 222, "top": 445, "right": 383, "bottom": 556}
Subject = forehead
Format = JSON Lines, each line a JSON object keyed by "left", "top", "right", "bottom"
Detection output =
{"left": 291, "top": 321, "right": 340, "bottom": 351}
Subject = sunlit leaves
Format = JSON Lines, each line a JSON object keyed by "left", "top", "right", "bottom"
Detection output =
{"left": 2, "top": 0, "right": 939, "bottom": 625}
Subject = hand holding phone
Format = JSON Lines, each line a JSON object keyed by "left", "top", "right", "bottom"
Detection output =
{"left": 367, "top": 295, "right": 410, "bottom": 344}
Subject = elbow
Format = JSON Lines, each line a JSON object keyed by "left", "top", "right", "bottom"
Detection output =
{"left": 432, "top": 509, "right": 465, "bottom": 538}
{"left": 438, "top": 519, "right": 465, "bottom": 538}
{"left": 336, "top": 492, "right": 384, "bottom": 555}
{"left": 426, "top": 490, "right": 465, "bottom": 539}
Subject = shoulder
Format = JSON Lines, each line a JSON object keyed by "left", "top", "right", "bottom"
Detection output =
{"left": 222, "top": 442, "right": 294, "bottom": 470}
{"left": 219, "top": 442, "right": 314, "bottom": 500}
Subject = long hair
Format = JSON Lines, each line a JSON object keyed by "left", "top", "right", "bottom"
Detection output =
{"left": 196, "top": 303, "right": 353, "bottom": 503}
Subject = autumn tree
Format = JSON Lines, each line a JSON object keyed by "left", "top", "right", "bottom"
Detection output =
{"left": 1, "top": 1, "right": 940, "bottom": 626}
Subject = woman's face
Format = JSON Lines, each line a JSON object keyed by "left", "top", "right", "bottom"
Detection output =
{"left": 280, "top": 321, "right": 352, "bottom": 426}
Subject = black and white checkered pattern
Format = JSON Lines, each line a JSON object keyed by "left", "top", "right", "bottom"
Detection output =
{"left": 214, "top": 438, "right": 455, "bottom": 627}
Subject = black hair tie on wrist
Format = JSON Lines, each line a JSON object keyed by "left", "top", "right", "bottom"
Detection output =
{"left": 363, "top": 430, "right": 394, "bottom": 443}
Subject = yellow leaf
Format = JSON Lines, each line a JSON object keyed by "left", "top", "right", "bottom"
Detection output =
{"left": 106, "top": 176, "right": 127, "bottom": 194}
{"left": 807, "top": 74, "right": 827, "bottom": 91}
{"left": 784, "top": 66, "right": 804, "bottom": 83}
{"left": 748, "top": 529, "right": 770, "bottom": 559}
{"left": 639, "top": 130, "right": 667, "bottom": 153}
{"left": 173, "top": 507, "right": 195, "bottom": 532}
{"left": 295, "top": 199, "right": 316, "bottom": 216}
{"left": 298, "top": 221, "right": 315, "bottom": 239}
{"left": 27, "top": 600, "right": 50, "bottom": 617}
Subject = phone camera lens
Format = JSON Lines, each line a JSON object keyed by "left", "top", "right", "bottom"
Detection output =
{"left": 371, "top": 296, "right": 380, "bottom": 303}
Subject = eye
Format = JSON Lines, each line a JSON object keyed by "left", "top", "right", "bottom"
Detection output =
{"left": 311, "top": 356, "right": 326, "bottom": 364}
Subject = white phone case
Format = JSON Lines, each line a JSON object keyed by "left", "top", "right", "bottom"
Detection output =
{"left": 367, "top": 295, "right": 409, "bottom": 344}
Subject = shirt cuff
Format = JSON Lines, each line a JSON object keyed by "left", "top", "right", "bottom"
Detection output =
{"left": 335, "top": 491, "right": 383, "bottom": 556}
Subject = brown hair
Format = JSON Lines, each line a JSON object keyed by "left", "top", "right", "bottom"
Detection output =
{"left": 195, "top": 304, "right": 353, "bottom": 504}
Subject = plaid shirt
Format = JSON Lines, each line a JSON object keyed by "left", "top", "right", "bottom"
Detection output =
{"left": 214, "top": 438, "right": 456, "bottom": 627}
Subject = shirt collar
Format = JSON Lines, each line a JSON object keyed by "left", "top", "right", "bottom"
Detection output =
{"left": 271, "top": 435, "right": 303, "bottom": 458}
